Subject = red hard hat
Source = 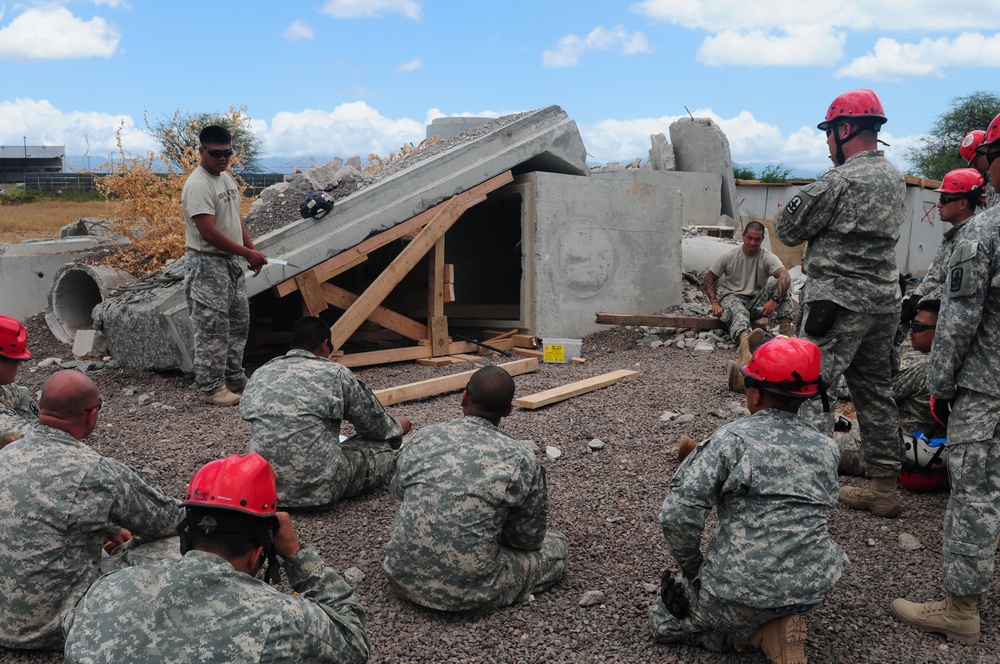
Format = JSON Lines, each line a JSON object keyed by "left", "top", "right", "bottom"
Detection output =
{"left": 959, "top": 130, "right": 986, "bottom": 164}
{"left": 977, "top": 112, "right": 1000, "bottom": 154}
{"left": 0, "top": 315, "right": 31, "bottom": 361}
{"left": 740, "top": 337, "right": 823, "bottom": 397}
{"left": 934, "top": 168, "right": 986, "bottom": 199}
{"left": 817, "top": 89, "right": 888, "bottom": 131}
{"left": 898, "top": 470, "right": 948, "bottom": 492}
{"left": 183, "top": 453, "right": 277, "bottom": 517}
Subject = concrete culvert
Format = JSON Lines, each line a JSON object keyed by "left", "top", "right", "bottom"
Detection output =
{"left": 45, "top": 262, "right": 136, "bottom": 344}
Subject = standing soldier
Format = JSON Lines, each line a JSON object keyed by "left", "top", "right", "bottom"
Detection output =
{"left": 891, "top": 112, "right": 1000, "bottom": 646}
{"left": 775, "top": 88, "right": 906, "bottom": 518}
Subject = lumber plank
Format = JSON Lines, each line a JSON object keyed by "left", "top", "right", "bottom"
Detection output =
{"left": 415, "top": 356, "right": 465, "bottom": 367}
{"left": 373, "top": 358, "right": 540, "bottom": 406}
{"left": 512, "top": 334, "right": 538, "bottom": 348}
{"left": 321, "top": 283, "right": 428, "bottom": 341}
{"left": 595, "top": 312, "right": 724, "bottom": 330}
{"left": 295, "top": 270, "right": 329, "bottom": 317}
{"left": 335, "top": 341, "right": 478, "bottom": 368}
{"left": 512, "top": 347, "right": 543, "bottom": 359}
{"left": 513, "top": 369, "right": 639, "bottom": 410}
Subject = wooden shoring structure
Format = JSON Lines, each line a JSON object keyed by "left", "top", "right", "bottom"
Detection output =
{"left": 273, "top": 171, "right": 514, "bottom": 367}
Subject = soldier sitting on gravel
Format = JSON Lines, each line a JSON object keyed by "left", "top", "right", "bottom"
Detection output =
{"left": 650, "top": 337, "right": 848, "bottom": 664}
{"left": 241, "top": 316, "right": 411, "bottom": 509}
{"left": 0, "top": 314, "right": 38, "bottom": 448}
{"left": 0, "top": 370, "right": 181, "bottom": 651}
{"left": 383, "top": 365, "right": 569, "bottom": 614}
{"left": 64, "top": 454, "right": 370, "bottom": 664}
{"left": 704, "top": 221, "right": 794, "bottom": 365}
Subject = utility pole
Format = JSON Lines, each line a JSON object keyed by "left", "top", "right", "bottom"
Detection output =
{"left": 22, "top": 136, "right": 27, "bottom": 187}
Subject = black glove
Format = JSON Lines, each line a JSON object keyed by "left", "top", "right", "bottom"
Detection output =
{"left": 900, "top": 294, "right": 920, "bottom": 325}
{"left": 659, "top": 570, "right": 690, "bottom": 619}
{"left": 930, "top": 396, "right": 952, "bottom": 427}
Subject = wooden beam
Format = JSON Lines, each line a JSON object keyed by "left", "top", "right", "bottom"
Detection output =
{"left": 320, "top": 283, "right": 428, "bottom": 341}
{"left": 513, "top": 370, "right": 639, "bottom": 410}
{"left": 275, "top": 172, "right": 512, "bottom": 298}
{"left": 372, "top": 358, "right": 540, "bottom": 406}
{"left": 295, "top": 270, "right": 329, "bottom": 317}
{"left": 595, "top": 312, "right": 725, "bottom": 330}
{"left": 335, "top": 341, "right": 478, "bottom": 368}
{"left": 512, "top": 347, "right": 543, "bottom": 359}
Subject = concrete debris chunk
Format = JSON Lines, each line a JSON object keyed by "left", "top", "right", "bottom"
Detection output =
{"left": 343, "top": 567, "right": 365, "bottom": 586}
{"left": 588, "top": 438, "right": 605, "bottom": 450}
{"left": 579, "top": 590, "right": 605, "bottom": 607}
{"left": 545, "top": 446, "right": 563, "bottom": 460}
{"left": 899, "top": 533, "right": 924, "bottom": 551}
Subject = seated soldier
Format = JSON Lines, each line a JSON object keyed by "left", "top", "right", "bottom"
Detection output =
{"left": 837, "top": 299, "right": 947, "bottom": 490}
{"left": 63, "top": 454, "right": 370, "bottom": 663}
{"left": 650, "top": 338, "right": 848, "bottom": 664}
{"left": 240, "top": 316, "right": 411, "bottom": 509}
{"left": 383, "top": 366, "right": 568, "bottom": 613}
{"left": 704, "top": 221, "right": 794, "bottom": 365}
{"left": 0, "top": 315, "right": 38, "bottom": 448}
{"left": 0, "top": 370, "right": 181, "bottom": 651}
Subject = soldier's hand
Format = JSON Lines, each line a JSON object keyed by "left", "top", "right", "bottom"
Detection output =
{"left": 710, "top": 302, "right": 724, "bottom": 317}
{"left": 660, "top": 570, "right": 691, "bottom": 619}
{"left": 273, "top": 512, "right": 302, "bottom": 559}
{"left": 397, "top": 415, "right": 412, "bottom": 435}
{"left": 245, "top": 249, "right": 268, "bottom": 276}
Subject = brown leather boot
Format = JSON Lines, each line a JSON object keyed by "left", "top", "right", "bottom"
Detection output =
{"left": 890, "top": 594, "right": 980, "bottom": 645}
{"left": 749, "top": 614, "right": 808, "bottom": 664}
{"left": 839, "top": 476, "right": 901, "bottom": 518}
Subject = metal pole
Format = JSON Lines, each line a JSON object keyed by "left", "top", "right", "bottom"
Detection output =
{"left": 23, "top": 137, "right": 27, "bottom": 186}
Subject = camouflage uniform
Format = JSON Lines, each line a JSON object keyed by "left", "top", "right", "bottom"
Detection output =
{"left": 775, "top": 150, "right": 905, "bottom": 478}
{"left": 383, "top": 415, "right": 569, "bottom": 613}
{"left": 184, "top": 251, "right": 250, "bottom": 396}
{"left": 649, "top": 408, "right": 848, "bottom": 650}
{"left": 241, "top": 349, "right": 403, "bottom": 508}
{"left": 63, "top": 548, "right": 369, "bottom": 664}
{"left": 928, "top": 208, "right": 1000, "bottom": 596}
{"left": 0, "top": 425, "right": 181, "bottom": 650}
{"left": 710, "top": 245, "right": 793, "bottom": 342}
{"left": 986, "top": 180, "right": 999, "bottom": 209}
{"left": 719, "top": 281, "right": 794, "bottom": 343}
{"left": 835, "top": 350, "right": 946, "bottom": 477}
{"left": 0, "top": 382, "right": 38, "bottom": 445}
{"left": 913, "top": 216, "right": 977, "bottom": 303}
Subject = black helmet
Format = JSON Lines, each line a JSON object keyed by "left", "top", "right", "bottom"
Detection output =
{"left": 300, "top": 191, "right": 334, "bottom": 220}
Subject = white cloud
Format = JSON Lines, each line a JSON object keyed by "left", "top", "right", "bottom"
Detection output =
{"left": 320, "top": 0, "right": 421, "bottom": 21}
{"left": 837, "top": 33, "right": 1000, "bottom": 81}
{"left": 631, "top": 0, "right": 1000, "bottom": 70}
{"left": 0, "top": 98, "right": 155, "bottom": 156}
{"left": 0, "top": 6, "right": 120, "bottom": 61}
{"left": 92, "top": 0, "right": 131, "bottom": 8}
{"left": 698, "top": 26, "right": 846, "bottom": 67}
{"left": 397, "top": 57, "right": 422, "bottom": 73}
{"left": 283, "top": 20, "right": 314, "bottom": 41}
{"left": 543, "top": 25, "right": 651, "bottom": 68}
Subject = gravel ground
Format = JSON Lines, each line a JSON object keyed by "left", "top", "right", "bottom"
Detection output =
{"left": 0, "top": 318, "right": 995, "bottom": 664}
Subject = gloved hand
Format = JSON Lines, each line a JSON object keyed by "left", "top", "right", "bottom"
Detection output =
{"left": 930, "top": 395, "right": 952, "bottom": 427}
{"left": 900, "top": 294, "right": 920, "bottom": 324}
{"left": 660, "top": 570, "right": 690, "bottom": 619}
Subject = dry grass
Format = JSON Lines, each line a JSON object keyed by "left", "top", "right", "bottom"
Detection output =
{"left": 0, "top": 200, "right": 112, "bottom": 244}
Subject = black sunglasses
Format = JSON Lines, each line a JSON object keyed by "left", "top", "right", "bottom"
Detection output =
{"left": 85, "top": 397, "right": 103, "bottom": 413}
{"left": 938, "top": 196, "right": 964, "bottom": 206}
{"left": 985, "top": 150, "right": 1000, "bottom": 166}
{"left": 203, "top": 147, "right": 234, "bottom": 159}
{"left": 908, "top": 321, "right": 936, "bottom": 333}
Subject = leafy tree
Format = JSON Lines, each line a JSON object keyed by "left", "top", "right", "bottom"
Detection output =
{"left": 758, "top": 164, "right": 793, "bottom": 183}
{"left": 733, "top": 164, "right": 757, "bottom": 180}
{"left": 906, "top": 91, "right": 1000, "bottom": 180}
{"left": 147, "top": 106, "right": 265, "bottom": 173}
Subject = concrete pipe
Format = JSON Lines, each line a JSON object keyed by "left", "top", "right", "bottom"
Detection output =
{"left": 45, "top": 262, "right": 136, "bottom": 344}
{"left": 681, "top": 235, "right": 736, "bottom": 273}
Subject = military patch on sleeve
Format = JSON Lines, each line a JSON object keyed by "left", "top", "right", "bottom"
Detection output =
{"left": 946, "top": 241, "right": 979, "bottom": 298}
{"left": 785, "top": 195, "right": 803, "bottom": 216}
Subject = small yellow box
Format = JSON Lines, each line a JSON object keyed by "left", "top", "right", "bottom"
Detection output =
{"left": 542, "top": 338, "right": 582, "bottom": 364}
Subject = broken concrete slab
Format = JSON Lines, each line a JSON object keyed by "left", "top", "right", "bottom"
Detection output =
{"left": 93, "top": 106, "right": 590, "bottom": 372}
{"left": 669, "top": 117, "right": 739, "bottom": 220}
{"left": 0, "top": 238, "right": 106, "bottom": 321}
{"left": 592, "top": 169, "right": 721, "bottom": 228}
{"left": 648, "top": 133, "right": 676, "bottom": 171}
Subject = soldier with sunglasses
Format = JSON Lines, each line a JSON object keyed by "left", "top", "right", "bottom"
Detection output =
{"left": 182, "top": 125, "right": 268, "bottom": 407}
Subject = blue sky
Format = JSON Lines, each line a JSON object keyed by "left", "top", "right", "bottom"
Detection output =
{"left": 1, "top": 0, "right": 998, "bottom": 176}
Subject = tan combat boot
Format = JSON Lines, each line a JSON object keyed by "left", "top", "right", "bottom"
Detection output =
{"left": 890, "top": 594, "right": 981, "bottom": 645}
{"left": 749, "top": 614, "right": 808, "bottom": 664}
{"left": 677, "top": 435, "right": 698, "bottom": 463}
{"left": 204, "top": 388, "right": 241, "bottom": 406}
{"left": 778, "top": 318, "right": 794, "bottom": 337}
{"left": 728, "top": 360, "right": 746, "bottom": 393}
{"left": 737, "top": 329, "right": 752, "bottom": 365}
{"left": 839, "top": 476, "right": 901, "bottom": 518}
{"left": 747, "top": 327, "right": 767, "bottom": 354}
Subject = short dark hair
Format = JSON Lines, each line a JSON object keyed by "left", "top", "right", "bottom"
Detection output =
{"left": 182, "top": 508, "right": 275, "bottom": 558}
{"left": 199, "top": 125, "right": 232, "bottom": 146}
{"left": 743, "top": 221, "right": 765, "bottom": 235}
{"left": 916, "top": 298, "right": 940, "bottom": 315}
{"left": 465, "top": 366, "right": 515, "bottom": 416}
{"left": 291, "top": 316, "right": 331, "bottom": 351}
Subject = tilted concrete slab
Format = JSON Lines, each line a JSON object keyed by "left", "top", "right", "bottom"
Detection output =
{"left": 669, "top": 117, "right": 739, "bottom": 220}
{"left": 93, "top": 105, "right": 590, "bottom": 371}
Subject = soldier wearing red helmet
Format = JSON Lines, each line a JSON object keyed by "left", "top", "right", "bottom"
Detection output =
{"left": 960, "top": 130, "right": 1000, "bottom": 209}
{"left": 64, "top": 454, "right": 371, "bottom": 663}
{"left": 892, "top": 111, "right": 1000, "bottom": 645}
{"left": 650, "top": 338, "right": 847, "bottom": 664}
{"left": 0, "top": 314, "right": 38, "bottom": 448}
{"left": 775, "top": 88, "right": 907, "bottom": 519}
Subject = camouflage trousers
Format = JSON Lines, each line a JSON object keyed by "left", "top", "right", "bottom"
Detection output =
{"left": 184, "top": 251, "right": 250, "bottom": 395}
{"left": 335, "top": 438, "right": 398, "bottom": 502}
{"left": 719, "top": 279, "right": 794, "bottom": 343}
{"left": 798, "top": 307, "right": 902, "bottom": 477}
{"left": 943, "top": 389, "right": 1000, "bottom": 596}
{"left": 835, "top": 429, "right": 867, "bottom": 477}
{"left": 648, "top": 576, "right": 817, "bottom": 651}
